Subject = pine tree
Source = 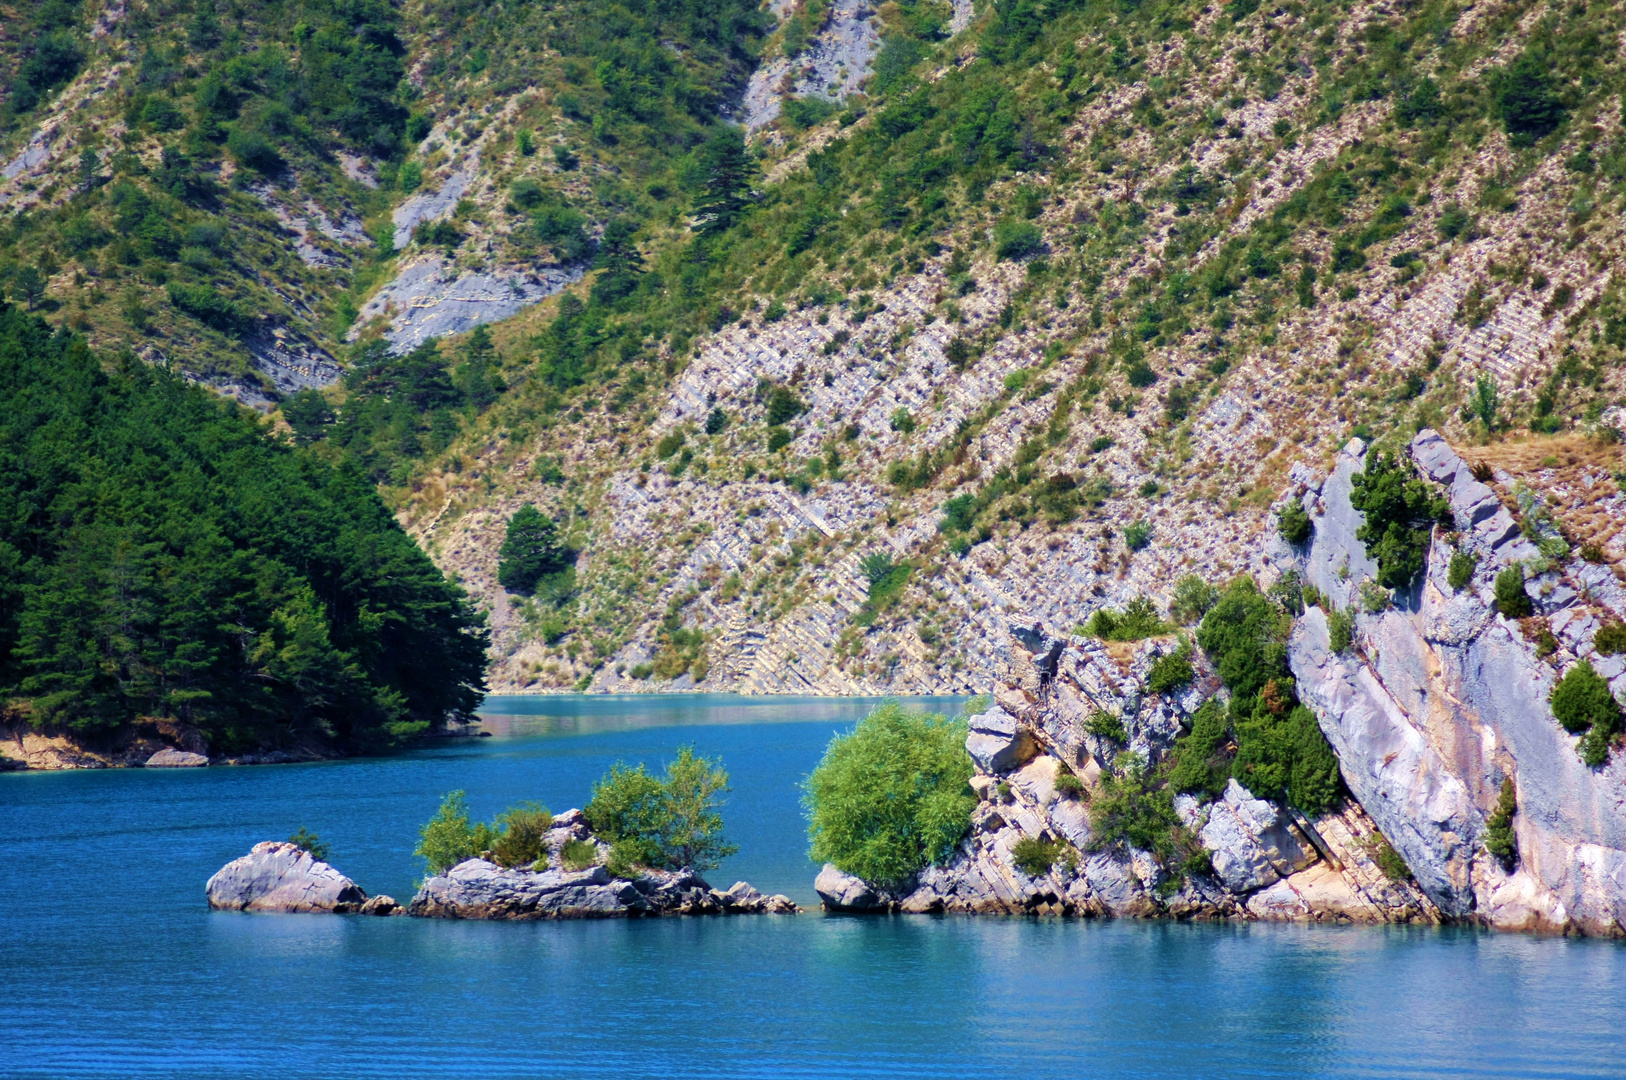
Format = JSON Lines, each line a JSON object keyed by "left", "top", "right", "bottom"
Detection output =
{"left": 691, "top": 128, "right": 754, "bottom": 235}
{"left": 497, "top": 505, "right": 573, "bottom": 595}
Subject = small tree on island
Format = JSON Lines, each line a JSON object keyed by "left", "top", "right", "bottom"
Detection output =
{"left": 585, "top": 746, "right": 738, "bottom": 873}
{"left": 497, "top": 504, "right": 573, "bottom": 595}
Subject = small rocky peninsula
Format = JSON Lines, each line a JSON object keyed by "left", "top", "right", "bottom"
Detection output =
{"left": 207, "top": 809, "right": 795, "bottom": 920}
{"left": 817, "top": 431, "right": 1626, "bottom": 937}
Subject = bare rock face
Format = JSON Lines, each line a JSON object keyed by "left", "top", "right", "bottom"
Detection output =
{"left": 1180, "top": 780, "right": 1314, "bottom": 894}
{"left": 965, "top": 707, "right": 1036, "bottom": 773}
{"left": 206, "top": 842, "right": 367, "bottom": 913}
{"left": 1289, "top": 429, "right": 1626, "bottom": 936}
{"left": 146, "top": 748, "right": 209, "bottom": 768}
{"left": 815, "top": 863, "right": 892, "bottom": 912}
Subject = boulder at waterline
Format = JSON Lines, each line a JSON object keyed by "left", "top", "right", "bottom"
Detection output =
{"left": 408, "top": 861, "right": 796, "bottom": 920}
{"left": 206, "top": 842, "right": 368, "bottom": 913}
{"left": 146, "top": 748, "right": 209, "bottom": 768}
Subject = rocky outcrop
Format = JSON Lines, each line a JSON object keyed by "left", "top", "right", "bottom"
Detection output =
{"left": 408, "top": 808, "right": 796, "bottom": 920}
{"left": 206, "top": 842, "right": 369, "bottom": 913}
{"left": 146, "top": 749, "right": 209, "bottom": 768}
{"left": 815, "top": 628, "right": 1439, "bottom": 923}
{"left": 1287, "top": 430, "right": 1626, "bottom": 936}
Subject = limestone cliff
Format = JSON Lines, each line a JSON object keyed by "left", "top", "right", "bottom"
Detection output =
{"left": 826, "top": 428, "right": 1626, "bottom": 936}
{"left": 1288, "top": 429, "right": 1626, "bottom": 936}
{"left": 817, "top": 626, "right": 1441, "bottom": 925}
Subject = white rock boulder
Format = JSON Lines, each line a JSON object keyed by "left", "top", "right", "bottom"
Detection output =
{"left": 206, "top": 841, "right": 367, "bottom": 913}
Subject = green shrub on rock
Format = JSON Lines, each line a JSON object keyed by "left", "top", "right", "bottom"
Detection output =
{"left": 489, "top": 803, "right": 552, "bottom": 868}
{"left": 1327, "top": 607, "right": 1356, "bottom": 653}
{"left": 1550, "top": 660, "right": 1622, "bottom": 767}
{"left": 1593, "top": 623, "right": 1626, "bottom": 656}
{"left": 1447, "top": 549, "right": 1477, "bottom": 591}
{"left": 1086, "top": 596, "right": 1169, "bottom": 641}
{"left": 1483, "top": 778, "right": 1518, "bottom": 869}
{"left": 1494, "top": 565, "right": 1533, "bottom": 618}
{"left": 560, "top": 838, "right": 598, "bottom": 871}
{"left": 1145, "top": 641, "right": 1195, "bottom": 695}
{"left": 1010, "top": 836, "right": 1072, "bottom": 878}
{"left": 286, "top": 827, "right": 330, "bottom": 862}
{"left": 1278, "top": 500, "right": 1313, "bottom": 545}
{"left": 1348, "top": 450, "right": 1451, "bottom": 589}
{"left": 1086, "top": 710, "right": 1126, "bottom": 743}
{"left": 415, "top": 790, "right": 498, "bottom": 876}
{"left": 804, "top": 702, "right": 975, "bottom": 887}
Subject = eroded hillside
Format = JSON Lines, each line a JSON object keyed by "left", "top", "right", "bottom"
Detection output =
{"left": 5, "top": 0, "right": 1626, "bottom": 700}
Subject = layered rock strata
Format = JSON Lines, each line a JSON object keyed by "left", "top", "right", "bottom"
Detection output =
{"left": 818, "top": 428, "right": 1626, "bottom": 937}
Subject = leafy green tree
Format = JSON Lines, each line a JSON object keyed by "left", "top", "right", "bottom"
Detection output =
{"left": 281, "top": 389, "right": 335, "bottom": 445}
{"left": 1483, "top": 778, "right": 1517, "bottom": 868}
{"left": 497, "top": 505, "right": 573, "bottom": 595}
{"left": 584, "top": 746, "right": 738, "bottom": 871}
{"left": 805, "top": 702, "right": 975, "bottom": 887}
{"left": 287, "top": 827, "right": 330, "bottom": 862}
{"left": 415, "top": 791, "right": 498, "bottom": 876}
{"left": 11, "top": 266, "right": 45, "bottom": 310}
{"left": 1348, "top": 450, "right": 1450, "bottom": 589}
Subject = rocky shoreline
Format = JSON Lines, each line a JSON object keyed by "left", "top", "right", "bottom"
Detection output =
{"left": 206, "top": 809, "right": 797, "bottom": 921}
{"left": 2, "top": 722, "right": 490, "bottom": 772}
{"left": 810, "top": 431, "right": 1626, "bottom": 937}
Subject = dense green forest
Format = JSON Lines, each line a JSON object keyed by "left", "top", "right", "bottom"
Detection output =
{"left": 0, "top": 302, "right": 488, "bottom": 752}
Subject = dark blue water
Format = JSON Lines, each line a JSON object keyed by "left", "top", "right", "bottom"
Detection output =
{"left": 3, "top": 694, "right": 1624, "bottom": 1079}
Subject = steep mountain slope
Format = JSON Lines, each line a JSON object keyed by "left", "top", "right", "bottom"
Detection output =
{"left": 5, "top": 0, "right": 1626, "bottom": 709}
{"left": 394, "top": 0, "right": 1626, "bottom": 699}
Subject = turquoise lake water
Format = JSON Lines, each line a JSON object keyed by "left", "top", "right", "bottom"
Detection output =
{"left": 3, "top": 693, "right": 1625, "bottom": 1078}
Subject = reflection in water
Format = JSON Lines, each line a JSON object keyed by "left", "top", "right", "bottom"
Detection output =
{"left": 475, "top": 692, "right": 970, "bottom": 738}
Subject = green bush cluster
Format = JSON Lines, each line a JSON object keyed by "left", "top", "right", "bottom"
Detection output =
{"left": 1447, "top": 549, "right": 1478, "bottom": 591}
{"left": 1010, "top": 836, "right": 1075, "bottom": 878}
{"left": 415, "top": 792, "right": 554, "bottom": 876}
{"left": 1495, "top": 565, "right": 1533, "bottom": 618}
{"left": 1550, "top": 661, "right": 1622, "bottom": 767}
{"left": 1145, "top": 641, "right": 1195, "bottom": 695}
{"left": 585, "top": 746, "right": 738, "bottom": 872}
{"left": 1086, "top": 710, "right": 1126, "bottom": 743}
{"left": 286, "top": 827, "right": 331, "bottom": 862}
{"left": 1595, "top": 624, "right": 1626, "bottom": 656}
{"left": 804, "top": 702, "right": 975, "bottom": 887}
{"left": 1196, "top": 578, "right": 1341, "bottom": 814}
{"left": 1277, "top": 500, "right": 1313, "bottom": 545}
{"left": 1085, "top": 596, "right": 1170, "bottom": 641}
{"left": 1087, "top": 752, "right": 1209, "bottom": 885}
{"left": 1348, "top": 450, "right": 1450, "bottom": 590}
{"left": 855, "top": 553, "right": 912, "bottom": 626}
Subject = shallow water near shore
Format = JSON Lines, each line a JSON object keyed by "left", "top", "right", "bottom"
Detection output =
{"left": 3, "top": 694, "right": 1624, "bottom": 1079}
